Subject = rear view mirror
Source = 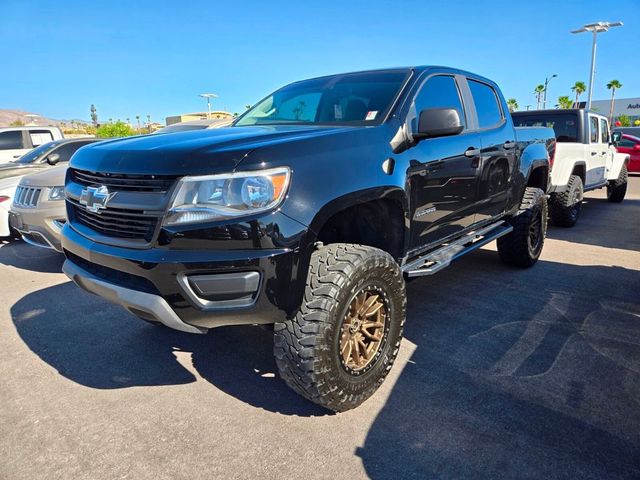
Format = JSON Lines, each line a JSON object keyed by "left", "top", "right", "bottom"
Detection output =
{"left": 611, "top": 131, "right": 622, "bottom": 145}
{"left": 47, "top": 153, "right": 60, "bottom": 165}
{"left": 414, "top": 108, "right": 463, "bottom": 140}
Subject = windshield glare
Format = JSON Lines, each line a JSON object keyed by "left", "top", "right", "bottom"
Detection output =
{"left": 235, "top": 71, "right": 409, "bottom": 127}
{"left": 13, "top": 141, "right": 58, "bottom": 164}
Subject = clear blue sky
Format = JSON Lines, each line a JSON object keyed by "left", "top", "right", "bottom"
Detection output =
{"left": 1, "top": 0, "right": 638, "bottom": 123}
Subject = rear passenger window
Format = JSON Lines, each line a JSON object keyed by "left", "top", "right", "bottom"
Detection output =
{"left": 0, "top": 131, "right": 24, "bottom": 150}
{"left": 599, "top": 119, "right": 609, "bottom": 143}
{"left": 414, "top": 75, "right": 466, "bottom": 129}
{"left": 590, "top": 117, "right": 598, "bottom": 143}
{"left": 29, "top": 131, "right": 54, "bottom": 147}
{"left": 468, "top": 79, "right": 503, "bottom": 129}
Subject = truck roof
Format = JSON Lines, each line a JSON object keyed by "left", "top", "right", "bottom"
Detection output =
{"left": 288, "top": 66, "right": 498, "bottom": 88}
{"left": 513, "top": 109, "right": 607, "bottom": 119}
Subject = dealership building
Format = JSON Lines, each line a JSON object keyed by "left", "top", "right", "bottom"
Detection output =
{"left": 586, "top": 97, "right": 640, "bottom": 123}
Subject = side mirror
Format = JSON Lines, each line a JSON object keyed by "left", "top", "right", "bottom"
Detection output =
{"left": 414, "top": 107, "right": 464, "bottom": 140}
{"left": 634, "top": 144, "right": 640, "bottom": 151}
{"left": 46, "top": 153, "right": 60, "bottom": 165}
{"left": 611, "top": 131, "right": 622, "bottom": 146}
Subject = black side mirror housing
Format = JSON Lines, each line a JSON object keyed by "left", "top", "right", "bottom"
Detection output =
{"left": 47, "top": 153, "right": 60, "bottom": 165}
{"left": 611, "top": 131, "right": 622, "bottom": 146}
{"left": 414, "top": 107, "right": 464, "bottom": 140}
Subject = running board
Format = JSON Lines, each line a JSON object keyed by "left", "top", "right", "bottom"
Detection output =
{"left": 402, "top": 222, "right": 513, "bottom": 278}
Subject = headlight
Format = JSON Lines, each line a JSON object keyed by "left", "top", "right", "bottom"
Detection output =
{"left": 163, "top": 167, "right": 290, "bottom": 226}
{"left": 48, "top": 186, "right": 65, "bottom": 201}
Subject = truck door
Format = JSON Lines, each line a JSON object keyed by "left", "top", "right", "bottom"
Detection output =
{"left": 599, "top": 118, "right": 615, "bottom": 178}
{"left": 406, "top": 74, "right": 481, "bottom": 250}
{"left": 586, "top": 114, "right": 606, "bottom": 186}
{"left": 0, "top": 130, "right": 29, "bottom": 163}
{"left": 466, "top": 79, "right": 514, "bottom": 222}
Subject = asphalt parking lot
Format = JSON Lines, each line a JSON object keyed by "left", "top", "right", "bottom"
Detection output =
{"left": 1, "top": 178, "right": 639, "bottom": 480}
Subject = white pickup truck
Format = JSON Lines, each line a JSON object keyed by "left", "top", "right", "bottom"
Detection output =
{"left": 0, "top": 126, "right": 64, "bottom": 165}
{"left": 513, "top": 109, "right": 629, "bottom": 227}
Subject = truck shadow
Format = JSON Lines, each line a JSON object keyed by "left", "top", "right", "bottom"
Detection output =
{"left": 357, "top": 249, "right": 640, "bottom": 479}
{"left": 546, "top": 197, "right": 640, "bottom": 251}
{"left": 0, "top": 239, "right": 64, "bottom": 273}
{"left": 10, "top": 280, "right": 328, "bottom": 416}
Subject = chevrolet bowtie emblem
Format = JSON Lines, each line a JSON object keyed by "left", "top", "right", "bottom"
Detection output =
{"left": 79, "top": 185, "right": 115, "bottom": 213}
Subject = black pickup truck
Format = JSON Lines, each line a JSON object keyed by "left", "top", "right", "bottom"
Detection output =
{"left": 61, "top": 67, "right": 554, "bottom": 411}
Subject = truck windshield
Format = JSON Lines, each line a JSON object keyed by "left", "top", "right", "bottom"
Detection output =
{"left": 235, "top": 71, "right": 410, "bottom": 126}
{"left": 513, "top": 113, "right": 579, "bottom": 143}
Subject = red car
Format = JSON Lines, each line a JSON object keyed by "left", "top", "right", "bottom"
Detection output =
{"left": 616, "top": 134, "right": 640, "bottom": 173}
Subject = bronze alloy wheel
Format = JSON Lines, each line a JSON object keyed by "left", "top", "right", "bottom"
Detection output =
{"left": 340, "top": 287, "right": 388, "bottom": 374}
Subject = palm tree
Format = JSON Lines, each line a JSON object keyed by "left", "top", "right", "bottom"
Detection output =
{"left": 534, "top": 85, "right": 545, "bottom": 109}
{"left": 506, "top": 98, "right": 519, "bottom": 112}
{"left": 606, "top": 79, "right": 622, "bottom": 126}
{"left": 558, "top": 96, "right": 573, "bottom": 109}
{"left": 135, "top": 115, "right": 141, "bottom": 132}
{"left": 571, "top": 81, "right": 586, "bottom": 107}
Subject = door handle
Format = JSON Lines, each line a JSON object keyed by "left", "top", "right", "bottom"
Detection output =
{"left": 591, "top": 151, "right": 598, "bottom": 156}
{"left": 464, "top": 147, "right": 481, "bottom": 158}
{"left": 503, "top": 141, "right": 516, "bottom": 150}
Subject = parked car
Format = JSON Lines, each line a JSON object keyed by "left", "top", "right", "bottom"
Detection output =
{"left": 153, "top": 118, "right": 234, "bottom": 134}
{"left": 512, "top": 109, "right": 629, "bottom": 227}
{"left": 613, "top": 126, "right": 640, "bottom": 138}
{"left": 0, "top": 126, "right": 64, "bottom": 164}
{"left": 614, "top": 134, "right": 640, "bottom": 173}
{"left": 0, "top": 138, "right": 99, "bottom": 238}
{"left": 9, "top": 165, "right": 67, "bottom": 251}
{"left": 61, "top": 66, "right": 554, "bottom": 411}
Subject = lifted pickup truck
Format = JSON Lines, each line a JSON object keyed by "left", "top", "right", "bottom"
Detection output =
{"left": 513, "top": 109, "right": 629, "bottom": 226}
{"left": 62, "top": 67, "right": 554, "bottom": 411}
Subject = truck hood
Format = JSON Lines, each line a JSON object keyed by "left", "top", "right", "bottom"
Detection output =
{"left": 70, "top": 125, "right": 356, "bottom": 176}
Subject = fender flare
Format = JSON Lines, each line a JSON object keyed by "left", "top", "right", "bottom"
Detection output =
{"left": 608, "top": 152, "right": 630, "bottom": 181}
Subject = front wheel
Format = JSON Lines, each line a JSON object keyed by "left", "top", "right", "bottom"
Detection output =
{"left": 497, "top": 187, "right": 547, "bottom": 268}
{"left": 607, "top": 165, "right": 628, "bottom": 203}
{"left": 273, "top": 244, "right": 406, "bottom": 412}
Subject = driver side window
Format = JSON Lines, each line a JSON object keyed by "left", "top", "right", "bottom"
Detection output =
{"left": 413, "top": 75, "right": 466, "bottom": 131}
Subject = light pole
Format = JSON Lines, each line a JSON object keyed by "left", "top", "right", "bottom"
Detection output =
{"left": 542, "top": 74, "right": 557, "bottom": 109}
{"left": 198, "top": 93, "right": 218, "bottom": 119}
{"left": 571, "top": 21, "right": 623, "bottom": 109}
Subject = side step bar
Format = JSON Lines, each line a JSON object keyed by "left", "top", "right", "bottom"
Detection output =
{"left": 402, "top": 221, "right": 513, "bottom": 278}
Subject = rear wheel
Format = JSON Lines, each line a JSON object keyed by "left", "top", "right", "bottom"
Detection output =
{"left": 549, "top": 174, "right": 583, "bottom": 227}
{"left": 497, "top": 187, "right": 547, "bottom": 268}
{"left": 273, "top": 243, "right": 406, "bottom": 412}
{"left": 607, "top": 165, "right": 628, "bottom": 203}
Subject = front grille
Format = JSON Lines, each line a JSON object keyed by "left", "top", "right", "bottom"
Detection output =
{"left": 71, "top": 169, "right": 177, "bottom": 192}
{"left": 14, "top": 186, "right": 42, "bottom": 207}
{"left": 68, "top": 198, "right": 160, "bottom": 242}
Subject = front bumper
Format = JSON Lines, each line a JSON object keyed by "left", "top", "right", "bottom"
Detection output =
{"left": 61, "top": 217, "right": 312, "bottom": 332}
{"left": 10, "top": 206, "right": 65, "bottom": 252}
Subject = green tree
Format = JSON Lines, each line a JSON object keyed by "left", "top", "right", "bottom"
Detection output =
{"left": 571, "top": 81, "right": 586, "bottom": 106}
{"left": 90, "top": 104, "right": 98, "bottom": 126}
{"left": 617, "top": 114, "right": 631, "bottom": 127}
{"left": 558, "top": 96, "right": 573, "bottom": 109}
{"left": 534, "top": 85, "right": 544, "bottom": 109}
{"left": 606, "top": 79, "right": 622, "bottom": 126}
{"left": 506, "top": 98, "right": 519, "bottom": 112}
{"left": 9, "top": 119, "right": 24, "bottom": 126}
{"left": 95, "top": 121, "right": 137, "bottom": 138}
